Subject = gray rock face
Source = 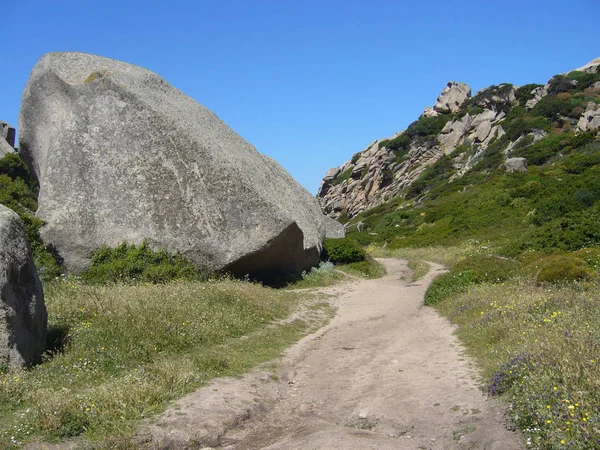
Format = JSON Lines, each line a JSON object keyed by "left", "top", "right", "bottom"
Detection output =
{"left": 0, "top": 205, "right": 47, "bottom": 368}
{"left": 433, "top": 82, "right": 471, "bottom": 113}
{"left": 323, "top": 216, "right": 345, "bottom": 238}
{"left": 20, "top": 52, "right": 327, "bottom": 275}
{"left": 504, "top": 157, "right": 528, "bottom": 173}
{"left": 577, "top": 101, "right": 600, "bottom": 132}
{"left": 0, "top": 121, "right": 16, "bottom": 157}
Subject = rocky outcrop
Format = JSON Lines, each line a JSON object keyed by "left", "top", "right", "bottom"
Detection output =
{"left": 577, "top": 101, "right": 600, "bottom": 132}
{"left": 0, "top": 205, "right": 47, "bottom": 368}
{"left": 433, "top": 82, "right": 471, "bottom": 114}
{"left": 19, "top": 52, "right": 328, "bottom": 276}
{"left": 0, "top": 121, "right": 16, "bottom": 157}
{"left": 318, "top": 58, "right": 599, "bottom": 220}
{"left": 504, "top": 157, "right": 528, "bottom": 173}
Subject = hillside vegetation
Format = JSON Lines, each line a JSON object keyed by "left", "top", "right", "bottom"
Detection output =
{"left": 340, "top": 65, "right": 600, "bottom": 448}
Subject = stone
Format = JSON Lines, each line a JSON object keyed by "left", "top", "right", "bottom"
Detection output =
{"left": 0, "top": 121, "right": 16, "bottom": 157}
{"left": 0, "top": 138, "right": 14, "bottom": 158}
{"left": 475, "top": 120, "right": 492, "bottom": 142}
{"left": 323, "top": 167, "right": 341, "bottom": 182}
{"left": 433, "top": 81, "right": 471, "bottom": 114}
{"left": 0, "top": 121, "right": 15, "bottom": 148}
{"left": 19, "top": 52, "right": 327, "bottom": 276}
{"left": 422, "top": 106, "right": 439, "bottom": 118}
{"left": 323, "top": 216, "right": 345, "bottom": 238}
{"left": 0, "top": 205, "right": 47, "bottom": 368}
{"left": 504, "top": 157, "right": 528, "bottom": 173}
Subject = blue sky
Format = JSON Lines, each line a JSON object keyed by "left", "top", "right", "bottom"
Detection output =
{"left": 1, "top": 0, "right": 598, "bottom": 193}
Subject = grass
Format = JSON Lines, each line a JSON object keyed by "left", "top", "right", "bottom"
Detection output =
{"left": 418, "top": 247, "right": 600, "bottom": 449}
{"left": 406, "top": 260, "right": 429, "bottom": 281}
{"left": 367, "top": 241, "right": 494, "bottom": 268}
{"left": 0, "top": 278, "right": 333, "bottom": 447}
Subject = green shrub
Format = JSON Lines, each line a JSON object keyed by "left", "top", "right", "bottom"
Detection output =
{"left": 345, "top": 256, "right": 386, "bottom": 278}
{"left": 572, "top": 247, "right": 600, "bottom": 271}
{"left": 322, "top": 237, "right": 366, "bottom": 264}
{"left": 425, "top": 271, "right": 476, "bottom": 305}
{"left": 453, "top": 254, "right": 521, "bottom": 282}
{"left": 425, "top": 255, "right": 521, "bottom": 305}
{"left": 332, "top": 167, "right": 352, "bottom": 186}
{"left": 0, "top": 153, "right": 62, "bottom": 281}
{"left": 515, "top": 83, "right": 543, "bottom": 105}
{"left": 533, "top": 254, "right": 594, "bottom": 284}
{"left": 80, "top": 240, "right": 201, "bottom": 284}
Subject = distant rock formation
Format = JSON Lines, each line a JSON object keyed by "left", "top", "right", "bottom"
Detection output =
{"left": 19, "top": 52, "right": 333, "bottom": 276}
{"left": 317, "top": 58, "right": 600, "bottom": 220}
{"left": 0, "top": 205, "right": 47, "bottom": 368}
{"left": 0, "top": 121, "right": 16, "bottom": 157}
{"left": 433, "top": 81, "right": 471, "bottom": 114}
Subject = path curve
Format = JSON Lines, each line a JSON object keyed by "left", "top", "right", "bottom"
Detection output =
{"left": 144, "top": 258, "right": 523, "bottom": 450}
{"left": 221, "top": 258, "right": 522, "bottom": 449}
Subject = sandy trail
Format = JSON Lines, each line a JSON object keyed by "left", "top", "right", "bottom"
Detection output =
{"left": 145, "top": 258, "right": 523, "bottom": 449}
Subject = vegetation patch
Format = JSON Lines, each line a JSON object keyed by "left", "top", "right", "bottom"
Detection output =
{"left": 434, "top": 277, "right": 600, "bottom": 449}
{"left": 0, "top": 279, "right": 331, "bottom": 446}
{"left": 0, "top": 153, "right": 61, "bottom": 281}
{"left": 80, "top": 240, "right": 202, "bottom": 284}
{"left": 322, "top": 237, "right": 366, "bottom": 264}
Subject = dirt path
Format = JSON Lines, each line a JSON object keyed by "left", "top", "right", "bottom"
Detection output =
{"left": 144, "top": 259, "right": 523, "bottom": 449}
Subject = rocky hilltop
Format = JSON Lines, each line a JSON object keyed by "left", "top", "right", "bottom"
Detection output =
{"left": 19, "top": 52, "right": 337, "bottom": 276}
{"left": 318, "top": 59, "right": 600, "bottom": 220}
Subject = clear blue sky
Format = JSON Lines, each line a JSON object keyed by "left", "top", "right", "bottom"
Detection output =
{"left": 1, "top": 0, "right": 598, "bottom": 193}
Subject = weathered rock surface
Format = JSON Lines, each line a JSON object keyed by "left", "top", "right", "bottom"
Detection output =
{"left": 0, "top": 121, "right": 16, "bottom": 157}
{"left": 504, "top": 157, "right": 528, "bottom": 173}
{"left": 577, "top": 101, "right": 600, "bottom": 132}
{"left": 20, "top": 52, "right": 327, "bottom": 275}
{"left": 0, "top": 205, "right": 47, "bottom": 368}
{"left": 433, "top": 81, "right": 471, "bottom": 113}
{"left": 323, "top": 216, "right": 345, "bottom": 239}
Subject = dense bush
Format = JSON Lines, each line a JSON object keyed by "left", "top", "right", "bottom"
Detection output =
{"left": 322, "top": 237, "right": 366, "bottom": 264}
{"left": 425, "top": 255, "right": 521, "bottom": 305}
{"left": 80, "top": 241, "right": 201, "bottom": 284}
{"left": 0, "top": 153, "right": 61, "bottom": 281}
{"left": 515, "top": 83, "right": 543, "bottom": 105}
{"left": 533, "top": 254, "right": 594, "bottom": 284}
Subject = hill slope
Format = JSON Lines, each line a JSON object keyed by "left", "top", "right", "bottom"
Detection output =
{"left": 317, "top": 58, "right": 600, "bottom": 255}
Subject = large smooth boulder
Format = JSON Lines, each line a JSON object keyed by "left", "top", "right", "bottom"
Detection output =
{"left": 0, "top": 205, "right": 47, "bottom": 368}
{"left": 0, "top": 121, "right": 16, "bottom": 157}
{"left": 19, "top": 52, "right": 327, "bottom": 275}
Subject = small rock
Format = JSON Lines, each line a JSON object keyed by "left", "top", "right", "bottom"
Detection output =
{"left": 358, "top": 412, "right": 368, "bottom": 419}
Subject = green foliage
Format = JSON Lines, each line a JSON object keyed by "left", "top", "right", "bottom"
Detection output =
{"left": 515, "top": 83, "right": 543, "bottom": 105}
{"left": 80, "top": 241, "right": 201, "bottom": 284}
{"left": 533, "top": 254, "right": 594, "bottom": 284}
{"left": 0, "top": 153, "right": 62, "bottom": 281}
{"left": 567, "top": 70, "right": 600, "bottom": 91}
{"left": 502, "top": 115, "right": 550, "bottom": 141}
{"left": 512, "top": 132, "right": 595, "bottom": 166}
{"left": 530, "top": 94, "right": 587, "bottom": 121}
{"left": 322, "top": 237, "right": 366, "bottom": 264}
{"left": 425, "top": 255, "right": 521, "bottom": 305}
{"left": 332, "top": 167, "right": 352, "bottom": 186}
{"left": 343, "top": 256, "right": 386, "bottom": 278}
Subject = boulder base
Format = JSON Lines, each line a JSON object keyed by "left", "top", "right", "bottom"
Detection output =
{"left": 0, "top": 205, "right": 47, "bottom": 368}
